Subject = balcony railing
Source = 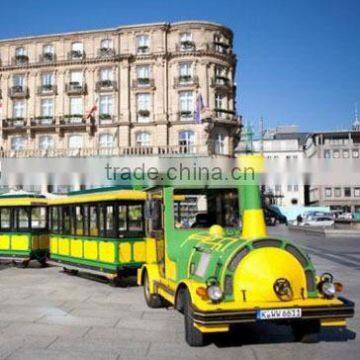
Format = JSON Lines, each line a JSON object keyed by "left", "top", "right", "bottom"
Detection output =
{"left": 12, "top": 55, "right": 29, "bottom": 65}
{"left": 60, "top": 115, "right": 87, "bottom": 126}
{"left": 98, "top": 48, "right": 116, "bottom": 58}
{"left": 178, "top": 111, "right": 194, "bottom": 121}
{"left": 39, "top": 53, "right": 56, "bottom": 63}
{"left": 211, "top": 76, "right": 233, "bottom": 90}
{"left": 68, "top": 50, "right": 85, "bottom": 60}
{"left": 65, "top": 82, "right": 87, "bottom": 95}
{"left": 176, "top": 41, "right": 196, "bottom": 52}
{"left": 98, "top": 114, "right": 116, "bottom": 125}
{"left": 2, "top": 118, "right": 27, "bottom": 129}
{"left": 214, "top": 108, "right": 236, "bottom": 120}
{"left": 132, "top": 78, "right": 155, "bottom": 89}
{"left": 37, "top": 84, "right": 57, "bottom": 96}
{"left": 30, "top": 117, "right": 56, "bottom": 127}
{"left": 137, "top": 45, "right": 150, "bottom": 54}
{"left": 95, "top": 80, "right": 117, "bottom": 92}
{"left": 8, "top": 86, "right": 29, "bottom": 99}
{"left": 174, "top": 75, "right": 199, "bottom": 88}
{"left": 207, "top": 43, "right": 232, "bottom": 54}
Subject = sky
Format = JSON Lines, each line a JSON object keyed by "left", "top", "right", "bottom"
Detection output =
{"left": 0, "top": 0, "right": 359, "bottom": 134}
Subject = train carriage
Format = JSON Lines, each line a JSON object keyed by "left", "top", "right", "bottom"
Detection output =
{"left": 138, "top": 154, "right": 355, "bottom": 346}
{"left": 47, "top": 187, "right": 147, "bottom": 281}
{"left": 0, "top": 193, "right": 48, "bottom": 266}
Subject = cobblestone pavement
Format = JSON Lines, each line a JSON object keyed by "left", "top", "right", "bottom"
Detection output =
{"left": 0, "top": 227, "right": 358, "bottom": 359}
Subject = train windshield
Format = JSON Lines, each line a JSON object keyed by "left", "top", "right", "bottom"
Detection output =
{"left": 174, "top": 189, "right": 239, "bottom": 229}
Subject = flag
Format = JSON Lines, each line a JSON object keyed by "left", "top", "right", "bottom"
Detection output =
{"left": 194, "top": 93, "right": 204, "bottom": 124}
{"left": 86, "top": 97, "right": 99, "bottom": 119}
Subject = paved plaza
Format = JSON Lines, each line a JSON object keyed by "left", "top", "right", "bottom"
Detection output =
{"left": 0, "top": 227, "right": 359, "bottom": 360}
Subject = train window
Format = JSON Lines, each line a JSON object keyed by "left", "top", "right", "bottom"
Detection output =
{"left": 174, "top": 189, "right": 239, "bottom": 229}
{"left": 0, "top": 208, "right": 11, "bottom": 230}
{"left": 128, "top": 204, "right": 143, "bottom": 231}
{"left": 18, "top": 208, "right": 30, "bottom": 230}
{"left": 118, "top": 205, "right": 127, "bottom": 233}
{"left": 106, "top": 205, "right": 115, "bottom": 237}
{"left": 75, "top": 205, "right": 84, "bottom": 235}
{"left": 83, "top": 205, "right": 89, "bottom": 236}
{"left": 51, "top": 207, "right": 60, "bottom": 233}
{"left": 31, "top": 207, "right": 47, "bottom": 229}
{"left": 63, "top": 206, "right": 71, "bottom": 234}
{"left": 89, "top": 205, "right": 98, "bottom": 236}
{"left": 99, "top": 205, "right": 106, "bottom": 237}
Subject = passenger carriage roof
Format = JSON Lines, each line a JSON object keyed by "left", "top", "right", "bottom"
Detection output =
{"left": 0, "top": 195, "right": 47, "bottom": 207}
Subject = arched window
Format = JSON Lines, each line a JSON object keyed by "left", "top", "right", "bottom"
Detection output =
{"left": 39, "top": 135, "right": 54, "bottom": 150}
{"left": 136, "top": 132, "right": 150, "bottom": 147}
{"left": 15, "top": 47, "right": 26, "bottom": 56}
{"left": 178, "top": 130, "right": 195, "bottom": 153}
{"left": 43, "top": 44, "right": 54, "bottom": 55}
{"left": 11, "top": 136, "right": 26, "bottom": 150}
{"left": 215, "top": 132, "right": 227, "bottom": 155}
{"left": 100, "top": 39, "right": 113, "bottom": 50}
{"left": 99, "top": 133, "right": 114, "bottom": 148}
{"left": 68, "top": 134, "right": 83, "bottom": 149}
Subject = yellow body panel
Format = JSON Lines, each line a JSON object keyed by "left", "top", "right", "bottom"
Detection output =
{"left": 99, "top": 241, "right": 115, "bottom": 263}
{"left": 58, "top": 238, "right": 70, "bottom": 256}
{"left": 71, "top": 239, "right": 83, "bottom": 258}
{"left": 84, "top": 240, "right": 98, "bottom": 260}
{"left": 50, "top": 237, "right": 58, "bottom": 254}
{"left": 133, "top": 241, "right": 146, "bottom": 262}
{"left": 119, "top": 243, "right": 131, "bottom": 263}
{"left": 0, "top": 235, "right": 10, "bottom": 250}
{"left": 11, "top": 235, "right": 29, "bottom": 251}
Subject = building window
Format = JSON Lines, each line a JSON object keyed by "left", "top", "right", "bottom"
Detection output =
{"left": 41, "top": 99, "right": 54, "bottom": 117}
{"left": 275, "top": 185, "right": 282, "bottom": 193}
{"left": 215, "top": 133, "right": 226, "bottom": 155}
{"left": 13, "top": 100, "right": 25, "bottom": 118}
{"left": 137, "top": 35, "right": 150, "bottom": 54}
{"left": 352, "top": 149, "right": 359, "bottom": 158}
{"left": 287, "top": 185, "right": 293, "bottom": 192}
{"left": 15, "top": 47, "right": 26, "bottom": 56}
{"left": 178, "top": 130, "right": 195, "bottom": 153}
{"left": 13, "top": 74, "right": 25, "bottom": 87}
{"left": 324, "top": 149, "right": 331, "bottom": 158}
{"left": 100, "top": 38, "right": 113, "bottom": 50}
{"left": 334, "top": 187, "right": 341, "bottom": 197}
{"left": 343, "top": 150, "right": 349, "bottom": 158}
{"left": 294, "top": 185, "right": 299, "bottom": 192}
{"left": 100, "top": 68, "right": 113, "bottom": 81}
{"left": 214, "top": 34, "right": 228, "bottom": 53}
{"left": 99, "top": 95, "right": 113, "bottom": 117}
{"left": 136, "top": 132, "right": 151, "bottom": 147}
{"left": 137, "top": 93, "right": 151, "bottom": 122}
{"left": 333, "top": 150, "right": 340, "bottom": 158}
{"left": 42, "top": 44, "right": 54, "bottom": 61}
{"left": 68, "top": 135, "right": 83, "bottom": 149}
{"left": 214, "top": 65, "right": 228, "bottom": 84}
{"left": 215, "top": 93, "right": 227, "bottom": 118}
{"left": 11, "top": 136, "right": 26, "bottom": 150}
{"left": 70, "top": 97, "right": 83, "bottom": 116}
{"left": 180, "top": 32, "right": 194, "bottom": 51}
{"left": 70, "top": 70, "right": 83, "bottom": 85}
{"left": 41, "top": 73, "right": 54, "bottom": 87}
{"left": 344, "top": 187, "right": 351, "bottom": 197}
{"left": 354, "top": 187, "right": 360, "bottom": 197}
{"left": 39, "top": 135, "right": 54, "bottom": 150}
{"left": 71, "top": 42, "right": 84, "bottom": 58}
{"left": 99, "top": 133, "right": 114, "bottom": 148}
{"left": 179, "top": 91, "right": 193, "bottom": 119}
{"left": 136, "top": 65, "right": 150, "bottom": 84}
{"left": 325, "top": 187, "right": 332, "bottom": 198}
{"left": 179, "top": 62, "right": 193, "bottom": 83}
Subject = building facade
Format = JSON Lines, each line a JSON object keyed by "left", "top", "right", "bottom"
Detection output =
{"left": 0, "top": 21, "right": 240, "bottom": 157}
{"left": 305, "top": 126, "right": 360, "bottom": 213}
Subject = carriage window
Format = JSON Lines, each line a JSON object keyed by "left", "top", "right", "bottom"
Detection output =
{"left": 75, "top": 205, "right": 84, "bottom": 235}
{"left": 18, "top": 208, "right": 30, "bottom": 230}
{"left": 51, "top": 207, "right": 60, "bottom": 233}
{"left": 89, "top": 205, "right": 98, "bottom": 236}
{"left": 106, "top": 205, "right": 114, "bottom": 237}
{"left": 31, "top": 207, "right": 47, "bottom": 229}
{"left": 174, "top": 189, "right": 239, "bottom": 229}
{"left": 128, "top": 204, "right": 143, "bottom": 231}
{"left": 63, "top": 206, "right": 71, "bottom": 234}
{"left": 83, "top": 205, "right": 89, "bottom": 236}
{"left": 118, "top": 205, "right": 127, "bottom": 233}
{"left": 99, "top": 205, "right": 105, "bottom": 237}
{"left": 1, "top": 208, "right": 11, "bottom": 230}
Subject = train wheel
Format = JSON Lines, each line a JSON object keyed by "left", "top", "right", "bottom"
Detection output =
{"left": 143, "top": 271, "right": 165, "bottom": 308}
{"left": 183, "top": 289, "right": 206, "bottom": 347}
{"left": 292, "top": 320, "right": 320, "bottom": 343}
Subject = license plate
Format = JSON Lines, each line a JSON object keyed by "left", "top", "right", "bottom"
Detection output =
{"left": 256, "top": 308, "right": 302, "bottom": 320}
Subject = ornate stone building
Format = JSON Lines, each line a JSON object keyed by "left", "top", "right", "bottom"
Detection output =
{"left": 0, "top": 21, "right": 240, "bottom": 157}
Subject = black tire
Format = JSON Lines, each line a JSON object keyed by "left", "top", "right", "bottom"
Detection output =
{"left": 292, "top": 320, "right": 321, "bottom": 343}
{"left": 183, "top": 289, "right": 207, "bottom": 347}
{"left": 143, "top": 271, "right": 165, "bottom": 308}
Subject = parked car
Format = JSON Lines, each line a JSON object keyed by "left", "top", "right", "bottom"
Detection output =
{"left": 264, "top": 205, "right": 288, "bottom": 226}
{"left": 302, "top": 215, "right": 335, "bottom": 227}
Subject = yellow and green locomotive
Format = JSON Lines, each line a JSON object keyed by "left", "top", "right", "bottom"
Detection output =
{"left": 0, "top": 192, "right": 49, "bottom": 266}
{"left": 138, "top": 154, "right": 355, "bottom": 346}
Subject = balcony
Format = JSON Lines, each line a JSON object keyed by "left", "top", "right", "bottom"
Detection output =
{"left": 210, "top": 42, "right": 231, "bottom": 54}
{"left": 39, "top": 52, "right": 56, "bottom": 63}
{"left": 37, "top": 84, "right": 57, "bottom": 96}
{"left": 98, "top": 114, "right": 116, "bottom": 125}
{"left": 8, "top": 86, "right": 29, "bottom": 99}
{"left": 12, "top": 55, "right": 29, "bottom": 66}
{"left": 137, "top": 110, "right": 151, "bottom": 123}
{"left": 132, "top": 78, "right": 155, "bottom": 89}
{"left": 211, "top": 76, "right": 233, "bottom": 91}
{"left": 30, "top": 116, "right": 56, "bottom": 127}
{"left": 2, "top": 118, "right": 27, "bottom": 130}
{"left": 137, "top": 46, "right": 150, "bottom": 55}
{"left": 178, "top": 111, "right": 194, "bottom": 122}
{"left": 214, "top": 108, "right": 236, "bottom": 121}
{"left": 65, "top": 82, "right": 87, "bottom": 95}
{"left": 174, "top": 75, "right": 199, "bottom": 88}
{"left": 68, "top": 50, "right": 85, "bottom": 61}
{"left": 176, "top": 41, "right": 196, "bottom": 52}
{"left": 60, "top": 115, "right": 86, "bottom": 126}
{"left": 98, "top": 48, "right": 116, "bottom": 58}
{"left": 95, "top": 80, "right": 117, "bottom": 92}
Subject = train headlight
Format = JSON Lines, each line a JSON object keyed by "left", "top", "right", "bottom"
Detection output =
{"left": 207, "top": 285, "right": 223, "bottom": 302}
{"left": 320, "top": 281, "right": 336, "bottom": 298}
